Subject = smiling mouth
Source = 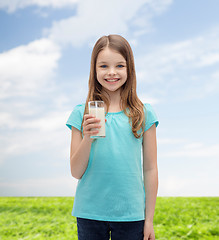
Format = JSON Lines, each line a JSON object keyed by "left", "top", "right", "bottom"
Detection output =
{"left": 104, "top": 78, "right": 120, "bottom": 82}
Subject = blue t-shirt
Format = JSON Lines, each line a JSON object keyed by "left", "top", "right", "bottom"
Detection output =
{"left": 66, "top": 103, "right": 159, "bottom": 221}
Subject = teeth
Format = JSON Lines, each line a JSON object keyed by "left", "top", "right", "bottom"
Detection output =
{"left": 106, "top": 79, "right": 119, "bottom": 82}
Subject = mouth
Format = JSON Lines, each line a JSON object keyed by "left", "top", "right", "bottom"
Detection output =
{"left": 104, "top": 78, "right": 120, "bottom": 83}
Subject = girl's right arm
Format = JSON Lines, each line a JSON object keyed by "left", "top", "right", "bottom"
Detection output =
{"left": 70, "top": 114, "right": 101, "bottom": 179}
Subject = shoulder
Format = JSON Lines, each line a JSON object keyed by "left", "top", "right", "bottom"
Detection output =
{"left": 143, "top": 103, "right": 158, "bottom": 116}
{"left": 142, "top": 103, "right": 159, "bottom": 130}
{"left": 143, "top": 103, "right": 150, "bottom": 106}
{"left": 66, "top": 103, "right": 85, "bottom": 130}
{"left": 73, "top": 103, "right": 86, "bottom": 113}
{"left": 143, "top": 103, "right": 153, "bottom": 113}
{"left": 69, "top": 103, "right": 86, "bottom": 119}
{"left": 74, "top": 103, "right": 85, "bottom": 109}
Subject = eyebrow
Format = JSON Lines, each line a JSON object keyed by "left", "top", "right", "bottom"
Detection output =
{"left": 97, "top": 61, "right": 126, "bottom": 64}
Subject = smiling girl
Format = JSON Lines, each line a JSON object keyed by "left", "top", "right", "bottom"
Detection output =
{"left": 66, "top": 34, "right": 159, "bottom": 240}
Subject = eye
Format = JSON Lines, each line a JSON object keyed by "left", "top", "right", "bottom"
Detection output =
{"left": 100, "top": 65, "right": 107, "bottom": 68}
{"left": 117, "top": 64, "right": 125, "bottom": 68}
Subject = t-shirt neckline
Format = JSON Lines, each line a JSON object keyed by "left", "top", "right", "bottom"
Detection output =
{"left": 106, "top": 110, "right": 124, "bottom": 114}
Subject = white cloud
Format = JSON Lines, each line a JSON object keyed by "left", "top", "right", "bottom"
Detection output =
{"left": 138, "top": 94, "right": 160, "bottom": 105}
{"left": 136, "top": 27, "right": 219, "bottom": 100}
{"left": 0, "top": 38, "right": 61, "bottom": 99}
{"left": 0, "top": 109, "right": 71, "bottom": 163}
{"left": 137, "top": 28, "right": 219, "bottom": 82}
{"left": 0, "top": 176, "right": 78, "bottom": 196}
{"left": 0, "top": 0, "right": 78, "bottom": 13}
{"left": 158, "top": 175, "right": 218, "bottom": 196}
{"left": 157, "top": 138, "right": 187, "bottom": 145}
{"left": 0, "top": 110, "right": 67, "bottom": 131}
{"left": 0, "top": 73, "right": 87, "bottom": 165}
{"left": 184, "top": 70, "right": 219, "bottom": 100}
{"left": 46, "top": 0, "right": 173, "bottom": 48}
{"left": 198, "top": 53, "right": 219, "bottom": 67}
{"left": 160, "top": 142, "right": 219, "bottom": 158}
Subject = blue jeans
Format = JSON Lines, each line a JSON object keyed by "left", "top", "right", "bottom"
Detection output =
{"left": 76, "top": 217, "right": 145, "bottom": 240}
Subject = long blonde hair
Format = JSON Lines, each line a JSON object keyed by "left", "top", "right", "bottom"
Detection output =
{"left": 80, "top": 34, "right": 146, "bottom": 139}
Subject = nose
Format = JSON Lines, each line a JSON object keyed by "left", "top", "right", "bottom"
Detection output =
{"left": 108, "top": 67, "right": 116, "bottom": 75}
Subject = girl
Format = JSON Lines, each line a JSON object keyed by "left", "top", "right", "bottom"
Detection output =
{"left": 66, "top": 34, "right": 159, "bottom": 240}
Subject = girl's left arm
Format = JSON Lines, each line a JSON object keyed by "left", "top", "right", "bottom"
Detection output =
{"left": 142, "top": 123, "right": 158, "bottom": 223}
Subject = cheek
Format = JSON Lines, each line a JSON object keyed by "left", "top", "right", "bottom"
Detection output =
{"left": 96, "top": 70, "right": 105, "bottom": 80}
{"left": 123, "top": 70, "right": 128, "bottom": 80}
{"left": 96, "top": 71, "right": 103, "bottom": 83}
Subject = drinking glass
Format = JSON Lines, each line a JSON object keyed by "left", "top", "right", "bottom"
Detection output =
{"left": 88, "top": 101, "right": 106, "bottom": 138}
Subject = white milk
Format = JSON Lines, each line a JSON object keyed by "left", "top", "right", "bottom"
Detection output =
{"left": 89, "top": 107, "right": 106, "bottom": 138}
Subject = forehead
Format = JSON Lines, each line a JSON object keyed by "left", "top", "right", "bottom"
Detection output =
{"left": 96, "top": 47, "right": 126, "bottom": 63}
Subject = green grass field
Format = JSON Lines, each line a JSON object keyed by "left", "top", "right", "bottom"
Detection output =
{"left": 0, "top": 197, "right": 218, "bottom": 239}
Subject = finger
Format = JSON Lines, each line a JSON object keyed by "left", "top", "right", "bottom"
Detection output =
{"left": 88, "top": 117, "right": 101, "bottom": 123}
{"left": 83, "top": 116, "right": 97, "bottom": 127}
{"left": 91, "top": 129, "right": 99, "bottom": 134}
{"left": 84, "top": 119, "right": 100, "bottom": 128}
{"left": 84, "top": 114, "right": 95, "bottom": 121}
{"left": 89, "top": 123, "right": 101, "bottom": 129}
{"left": 83, "top": 121, "right": 101, "bottom": 132}
{"left": 84, "top": 129, "right": 99, "bottom": 136}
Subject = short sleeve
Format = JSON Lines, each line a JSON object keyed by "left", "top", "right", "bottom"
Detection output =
{"left": 144, "top": 103, "right": 159, "bottom": 132}
{"left": 66, "top": 104, "right": 85, "bottom": 132}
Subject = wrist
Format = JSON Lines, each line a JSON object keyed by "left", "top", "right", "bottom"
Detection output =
{"left": 145, "top": 218, "right": 154, "bottom": 223}
{"left": 83, "top": 135, "right": 94, "bottom": 144}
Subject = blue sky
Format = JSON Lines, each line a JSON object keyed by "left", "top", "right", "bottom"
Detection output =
{"left": 0, "top": 0, "right": 218, "bottom": 197}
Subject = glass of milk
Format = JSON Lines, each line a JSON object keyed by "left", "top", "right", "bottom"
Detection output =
{"left": 88, "top": 101, "right": 106, "bottom": 138}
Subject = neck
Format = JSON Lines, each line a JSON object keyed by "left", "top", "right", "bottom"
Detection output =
{"left": 102, "top": 89, "right": 122, "bottom": 109}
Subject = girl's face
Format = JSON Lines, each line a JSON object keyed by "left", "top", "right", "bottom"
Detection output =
{"left": 96, "top": 47, "right": 127, "bottom": 94}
